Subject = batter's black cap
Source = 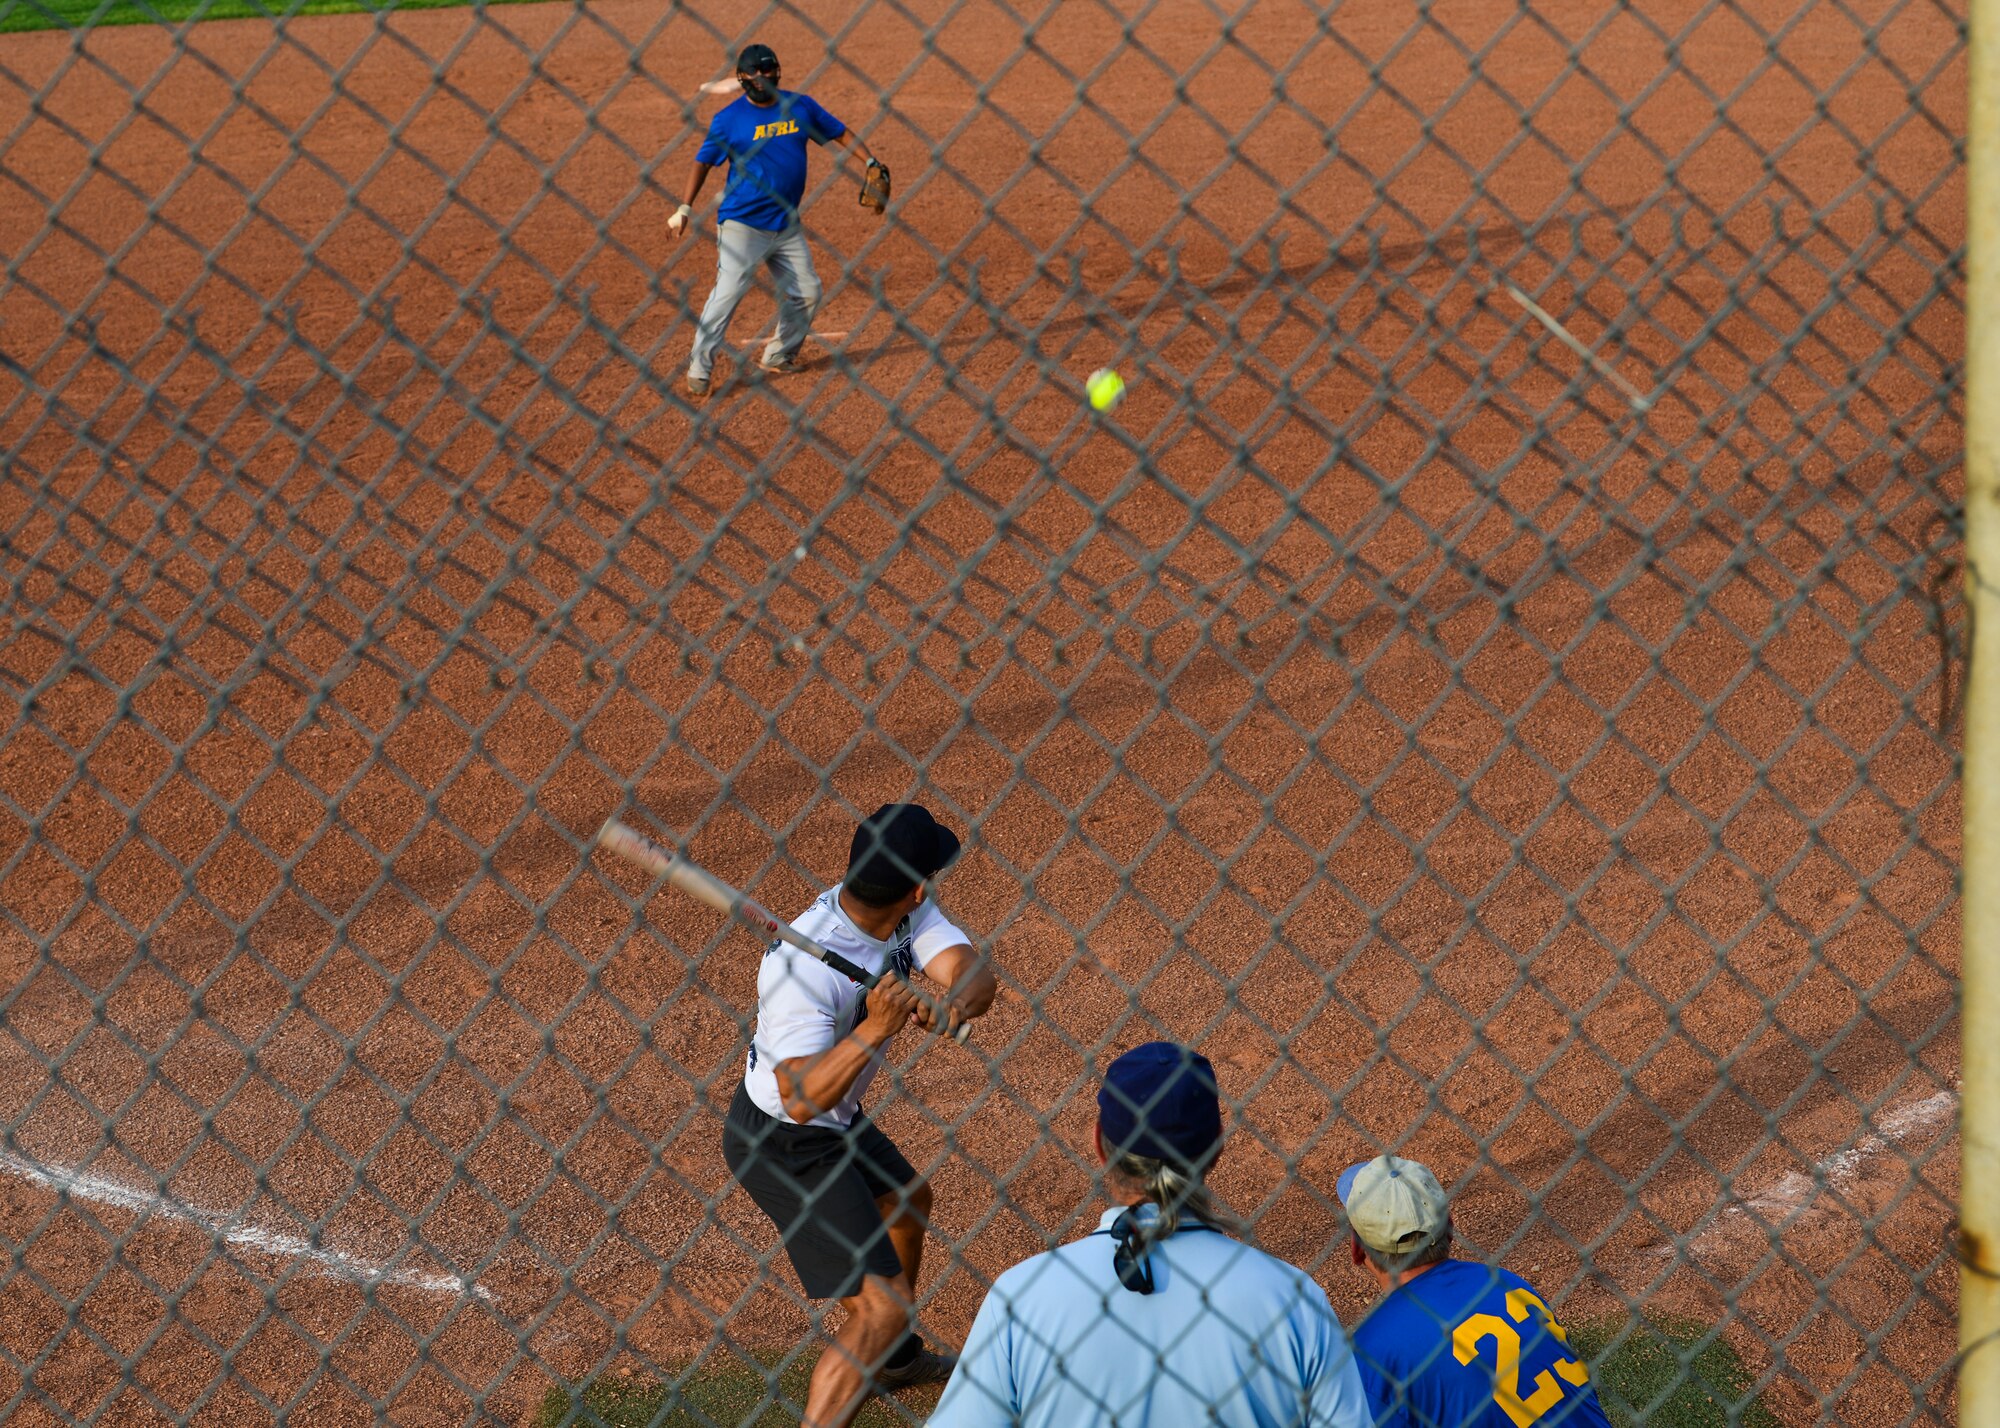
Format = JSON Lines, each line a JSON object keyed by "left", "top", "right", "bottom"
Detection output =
{"left": 736, "top": 43, "right": 780, "bottom": 75}
{"left": 846, "top": 803, "right": 960, "bottom": 904}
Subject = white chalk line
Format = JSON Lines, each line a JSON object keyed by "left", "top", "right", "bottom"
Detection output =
{"left": 1503, "top": 283, "right": 1654, "bottom": 414}
{"left": 1736, "top": 1087, "right": 1957, "bottom": 1216}
{"left": 0, "top": 1151, "right": 492, "bottom": 1303}
{"left": 1643, "top": 1087, "right": 1960, "bottom": 1263}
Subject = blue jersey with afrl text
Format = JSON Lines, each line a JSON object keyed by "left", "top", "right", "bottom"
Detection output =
{"left": 1351, "top": 1261, "right": 1615, "bottom": 1428}
{"left": 695, "top": 91, "right": 846, "bottom": 232}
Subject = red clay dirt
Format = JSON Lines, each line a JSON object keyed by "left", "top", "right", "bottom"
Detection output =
{"left": 0, "top": 0, "right": 1964, "bottom": 1423}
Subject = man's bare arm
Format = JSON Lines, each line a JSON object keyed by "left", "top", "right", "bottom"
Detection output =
{"left": 923, "top": 944, "right": 997, "bottom": 1030}
{"left": 828, "top": 128, "right": 878, "bottom": 169}
{"left": 669, "top": 160, "right": 714, "bottom": 239}
{"left": 772, "top": 978, "right": 919, "bottom": 1123}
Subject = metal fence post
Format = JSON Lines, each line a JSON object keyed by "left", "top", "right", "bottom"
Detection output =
{"left": 1964, "top": 0, "right": 2000, "bottom": 1401}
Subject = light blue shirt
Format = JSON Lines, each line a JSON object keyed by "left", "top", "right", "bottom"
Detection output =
{"left": 929, "top": 1206, "right": 1375, "bottom": 1428}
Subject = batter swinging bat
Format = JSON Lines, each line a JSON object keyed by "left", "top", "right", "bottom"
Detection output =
{"left": 596, "top": 819, "right": 972, "bottom": 1044}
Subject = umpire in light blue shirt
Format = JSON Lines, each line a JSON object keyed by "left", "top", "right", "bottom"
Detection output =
{"left": 929, "top": 1043, "right": 1375, "bottom": 1428}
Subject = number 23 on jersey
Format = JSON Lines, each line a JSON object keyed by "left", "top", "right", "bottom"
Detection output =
{"left": 1452, "top": 1288, "right": 1592, "bottom": 1428}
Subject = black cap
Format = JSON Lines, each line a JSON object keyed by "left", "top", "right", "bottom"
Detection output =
{"left": 736, "top": 43, "right": 779, "bottom": 75}
{"left": 846, "top": 803, "right": 960, "bottom": 902}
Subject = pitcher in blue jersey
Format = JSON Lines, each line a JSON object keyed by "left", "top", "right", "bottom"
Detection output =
{"left": 1340, "top": 1155, "right": 1615, "bottom": 1428}
{"left": 668, "top": 43, "right": 885, "bottom": 396}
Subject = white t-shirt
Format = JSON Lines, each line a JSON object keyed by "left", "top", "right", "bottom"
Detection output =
{"left": 742, "top": 887, "right": 971, "bottom": 1128}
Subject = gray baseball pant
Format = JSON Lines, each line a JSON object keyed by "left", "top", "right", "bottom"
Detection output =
{"left": 687, "top": 220, "right": 822, "bottom": 381}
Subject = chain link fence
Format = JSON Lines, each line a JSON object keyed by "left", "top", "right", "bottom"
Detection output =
{"left": 0, "top": 0, "right": 1967, "bottom": 1422}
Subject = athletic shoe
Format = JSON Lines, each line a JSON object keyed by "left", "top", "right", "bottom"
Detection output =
{"left": 760, "top": 353, "right": 802, "bottom": 375}
{"left": 686, "top": 373, "right": 710, "bottom": 397}
{"left": 874, "top": 1344, "right": 957, "bottom": 1389}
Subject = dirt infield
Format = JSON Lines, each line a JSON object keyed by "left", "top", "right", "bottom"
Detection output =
{"left": 0, "top": 0, "right": 1965, "bottom": 1423}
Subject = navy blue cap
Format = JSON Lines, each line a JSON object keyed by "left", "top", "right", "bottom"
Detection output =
{"left": 736, "top": 43, "right": 779, "bottom": 74}
{"left": 846, "top": 802, "right": 960, "bottom": 900}
{"left": 1097, "top": 1042, "right": 1224, "bottom": 1170}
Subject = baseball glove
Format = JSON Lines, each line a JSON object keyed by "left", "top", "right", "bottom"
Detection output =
{"left": 859, "top": 159, "right": 891, "bottom": 215}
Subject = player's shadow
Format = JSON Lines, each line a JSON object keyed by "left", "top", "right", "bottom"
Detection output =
{"left": 829, "top": 202, "right": 1670, "bottom": 372}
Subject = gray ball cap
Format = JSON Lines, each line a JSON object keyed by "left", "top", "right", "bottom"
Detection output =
{"left": 1337, "top": 1154, "right": 1449, "bottom": 1254}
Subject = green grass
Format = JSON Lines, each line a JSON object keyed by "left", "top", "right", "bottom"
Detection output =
{"left": 1569, "top": 1315, "right": 1782, "bottom": 1428}
{"left": 530, "top": 1351, "right": 942, "bottom": 1428}
{"left": 0, "top": 0, "right": 543, "bottom": 36}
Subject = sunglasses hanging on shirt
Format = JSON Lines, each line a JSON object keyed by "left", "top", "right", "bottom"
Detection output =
{"left": 1110, "top": 1209, "right": 1157, "bottom": 1295}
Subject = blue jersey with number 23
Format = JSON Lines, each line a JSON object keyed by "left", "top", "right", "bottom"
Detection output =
{"left": 1352, "top": 1261, "right": 1615, "bottom": 1428}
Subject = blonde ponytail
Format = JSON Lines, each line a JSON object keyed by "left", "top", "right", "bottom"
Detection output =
{"left": 1112, "top": 1151, "right": 1244, "bottom": 1248}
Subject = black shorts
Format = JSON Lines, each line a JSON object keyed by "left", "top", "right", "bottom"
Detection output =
{"left": 721, "top": 1082, "right": 919, "bottom": 1300}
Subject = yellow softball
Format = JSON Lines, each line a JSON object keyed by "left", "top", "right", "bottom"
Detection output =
{"left": 1086, "top": 368, "right": 1126, "bottom": 413}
